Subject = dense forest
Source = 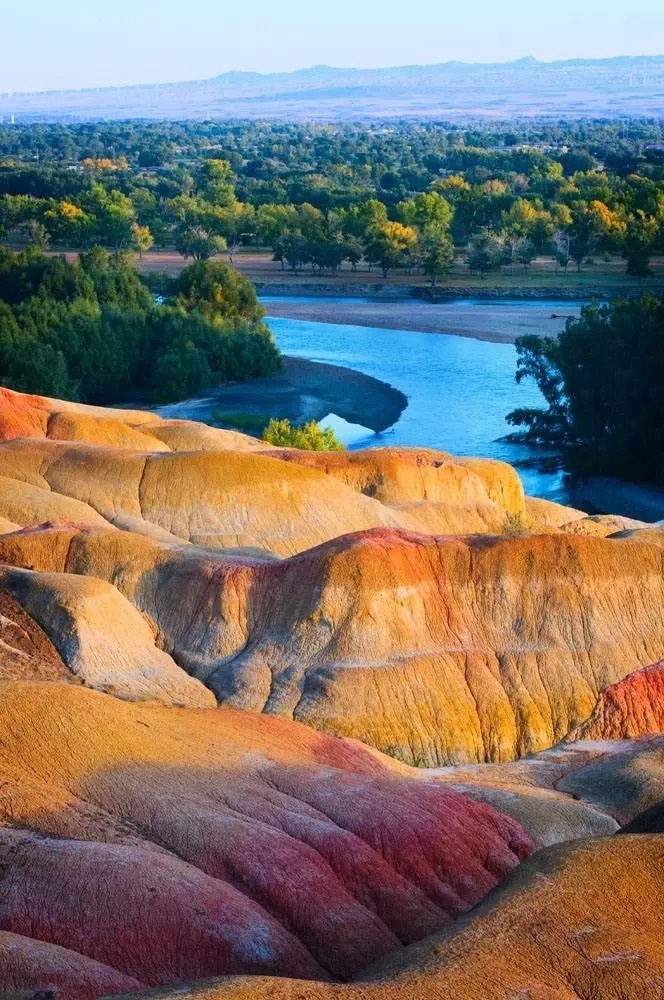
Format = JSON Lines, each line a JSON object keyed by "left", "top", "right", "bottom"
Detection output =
{"left": 0, "top": 251, "right": 280, "bottom": 402}
{"left": 507, "top": 296, "right": 664, "bottom": 486}
{"left": 1, "top": 120, "right": 664, "bottom": 281}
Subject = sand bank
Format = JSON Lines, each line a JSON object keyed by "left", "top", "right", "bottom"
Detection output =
{"left": 263, "top": 297, "right": 582, "bottom": 343}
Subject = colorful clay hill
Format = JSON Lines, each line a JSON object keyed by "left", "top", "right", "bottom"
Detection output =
{"left": 0, "top": 386, "right": 662, "bottom": 999}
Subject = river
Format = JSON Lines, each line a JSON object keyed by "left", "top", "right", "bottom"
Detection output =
{"left": 265, "top": 301, "right": 573, "bottom": 503}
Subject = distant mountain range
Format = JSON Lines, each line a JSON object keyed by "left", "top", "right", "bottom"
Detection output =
{"left": 2, "top": 56, "right": 664, "bottom": 123}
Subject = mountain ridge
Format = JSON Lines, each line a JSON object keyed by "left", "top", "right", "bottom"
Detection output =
{"left": 6, "top": 54, "right": 664, "bottom": 98}
{"left": 2, "top": 55, "right": 664, "bottom": 121}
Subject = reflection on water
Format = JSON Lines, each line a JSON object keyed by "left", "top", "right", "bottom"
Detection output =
{"left": 266, "top": 306, "right": 575, "bottom": 503}
{"left": 319, "top": 412, "right": 375, "bottom": 446}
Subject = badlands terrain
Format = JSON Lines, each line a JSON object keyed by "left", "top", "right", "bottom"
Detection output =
{"left": 0, "top": 385, "right": 663, "bottom": 999}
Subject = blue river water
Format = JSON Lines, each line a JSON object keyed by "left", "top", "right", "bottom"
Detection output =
{"left": 265, "top": 303, "right": 573, "bottom": 502}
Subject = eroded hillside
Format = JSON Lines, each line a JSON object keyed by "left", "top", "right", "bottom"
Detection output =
{"left": 0, "top": 386, "right": 663, "bottom": 1000}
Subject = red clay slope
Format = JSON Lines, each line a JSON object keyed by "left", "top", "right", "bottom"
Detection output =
{"left": 0, "top": 682, "right": 531, "bottom": 997}
{"left": 567, "top": 661, "right": 664, "bottom": 741}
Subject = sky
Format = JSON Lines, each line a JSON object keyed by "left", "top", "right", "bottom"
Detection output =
{"left": 1, "top": 0, "right": 663, "bottom": 93}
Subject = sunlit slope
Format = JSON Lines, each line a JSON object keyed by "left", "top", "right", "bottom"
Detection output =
{"left": 1, "top": 387, "right": 663, "bottom": 763}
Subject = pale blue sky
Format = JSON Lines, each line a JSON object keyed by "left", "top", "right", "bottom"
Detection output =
{"left": 1, "top": 0, "right": 663, "bottom": 92}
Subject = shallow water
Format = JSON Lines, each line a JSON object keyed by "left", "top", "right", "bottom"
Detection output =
{"left": 265, "top": 301, "right": 582, "bottom": 503}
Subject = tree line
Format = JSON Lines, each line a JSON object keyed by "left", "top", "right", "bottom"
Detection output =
{"left": 1, "top": 120, "right": 664, "bottom": 282}
{"left": 0, "top": 251, "right": 280, "bottom": 403}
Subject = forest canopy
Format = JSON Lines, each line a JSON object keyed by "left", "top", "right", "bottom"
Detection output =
{"left": 0, "top": 250, "right": 281, "bottom": 403}
{"left": 1, "top": 119, "right": 663, "bottom": 281}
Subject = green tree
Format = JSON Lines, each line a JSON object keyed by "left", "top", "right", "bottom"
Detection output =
{"left": 172, "top": 259, "right": 267, "bottom": 328}
{"left": 418, "top": 226, "right": 456, "bottom": 287}
{"left": 398, "top": 191, "right": 453, "bottom": 231}
{"left": 621, "top": 213, "right": 658, "bottom": 277}
{"left": 175, "top": 227, "right": 227, "bottom": 261}
{"left": 467, "top": 232, "right": 503, "bottom": 277}
{"left": 507, "top": 297, "right": 664, "bottom": 484}
{"left": 26, "top": 220, "right": 50, "bottom": 252}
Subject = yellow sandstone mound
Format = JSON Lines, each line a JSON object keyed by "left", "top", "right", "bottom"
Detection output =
{"left": 0, "top": 383, "right": 663, "bottom": 762}
{"left": 264, "top": 447, "right": 529, "bottom": 534}
{"left": 0, "top": 387, "right": 539, "bottom": 545}
{"left": 1, "top": 386, "right": 664, "bottom": 1000}
{"left": 0, "top": 565, "right": 214, "bottom": 707}
{"left": 5, "top": 520, "right": 664, "bottom": 764}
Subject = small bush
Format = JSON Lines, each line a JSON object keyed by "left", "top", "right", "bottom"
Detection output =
{"left": 501, "top": 511, "right": 525, "bottom": 536}
{"left": 262, "top": 418, "right": 344, "bottom": 451}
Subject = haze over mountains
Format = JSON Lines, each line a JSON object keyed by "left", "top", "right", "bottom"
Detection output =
{"left": 2, "top": 56, "right": 664, "bottom": 122}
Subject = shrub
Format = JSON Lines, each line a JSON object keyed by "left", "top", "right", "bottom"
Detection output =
{"left": 262, "top": 418, "right": 344, "bottom": 451}
{"left": 501, "top": 512, "right": 525, "bottom": 536}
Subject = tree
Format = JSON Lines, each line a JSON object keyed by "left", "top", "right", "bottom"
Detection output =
{"left": 151, "top": 338, "right": 213, "bottom": 402}
{"left": 621, "top": 213, "right": 658, "bottom": 277}
{"left": 418, "top": 226, "right": 456, "bottom": 287}
{"left": 84, "top": 185, "right": 135, "bottom": 247}
{"left": 0, "top": 195, "right": 34, "bottom": 240}
{"left": 344, "top": 235, "right": 364, "bottom": 272}
{"left": 466, "top": 232, "right": 503, "bottom": 277}
{"left": 43, "top": 199, "right": 90, "bottom": 247}
{"left": 341, "top": 199, "right": 389, "bottom": 240}
{"left": 175, "top": 227, "right": 227, "bottom": 261}
{"left": 500, "top": 199, "right": 553, "bottom": 268}
{"left": 398, "top": 191, "right": 453, "bottom": 231}
{"left": 275, "top": 233, "right": 309, "bottom": 273}
{"left": 130, "top": 222, "right": 154, "bottom": 259}
{"left": 565, "top": 205, "right": 602, "bottom": 273}
{"left": 166, "top": 194, "right": 204, "bottom": 228}
{"left": 0, "top": 249, "right": 280, "bottom": 406}
{"left": 364, "top": 222, "right": 417, "bottom": 278}
{"left": 559, "top": 149, "right": 595, "bottom": 176}
{"left": 506, "top": 297, "right": 664, "bottom": 485}
{"left": 26, "top": 220, "right": 50, "bottom": 252}
{"left": 172, "top": 259, "right": 267, "bottom": 328}
{"left": 513, "top": 238, "right": 536, "bottom": 272}
{"left": 199, "top": 158, "right": 236, "bottom": 208}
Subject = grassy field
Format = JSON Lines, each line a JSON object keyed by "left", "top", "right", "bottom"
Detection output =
{"left": 23, "top": 246, "right": 664, "bottom": 296}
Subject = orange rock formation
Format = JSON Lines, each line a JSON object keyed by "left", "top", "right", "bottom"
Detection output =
{"left": 140, "top": 835, "right": 664, "bottom": 1000}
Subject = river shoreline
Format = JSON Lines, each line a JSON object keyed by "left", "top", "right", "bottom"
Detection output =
{"left": 263, "top": 297, "right": 583, "bottom": 343}
{"left": 154, "top": 356, "right": 407, "bottom": 433}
